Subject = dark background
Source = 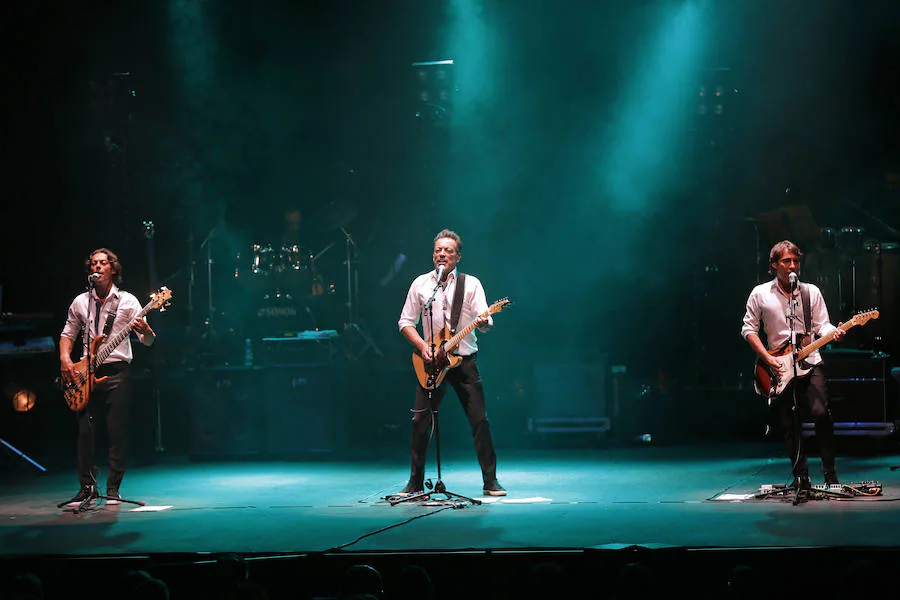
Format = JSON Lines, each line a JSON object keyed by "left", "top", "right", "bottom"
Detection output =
{"left": 2, "top": 0, "right": 899, "bottom": 461}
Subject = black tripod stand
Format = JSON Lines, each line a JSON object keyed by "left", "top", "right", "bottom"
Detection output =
{"left": 390, "top": 272, "right": 480, "bottom": 507}
{"left": 390, "top": 387, "right": 481, "bottom": 507}
{"left": 57, "top": 466, "right": 146, "bottom": 512}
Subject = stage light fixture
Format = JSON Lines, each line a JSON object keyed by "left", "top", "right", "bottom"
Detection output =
{"left": 12, "top": 389, "right": 36, "bottom": 412}
{"left": 4, "top": 381, "right": 36, "bottom": 412}
{"left": 411, "top": 59, "right": 454, "bottom": 124}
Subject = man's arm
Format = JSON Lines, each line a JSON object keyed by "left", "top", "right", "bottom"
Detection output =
{"left": 401, "top": 326, "right": 432, "bottom": 361}
{"left": 59, "top": 335, "right": 76, "bottom": 383}
{"left": 133, "top": 317, "right": 156, "bottom": 347}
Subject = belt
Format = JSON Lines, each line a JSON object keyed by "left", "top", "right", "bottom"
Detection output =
{"left": 95, "top": 360, "right": 130, "bottom": 376}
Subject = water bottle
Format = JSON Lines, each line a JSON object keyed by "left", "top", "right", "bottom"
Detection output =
{"left": 244, "top": 338, "right": 253, "bottom": 367}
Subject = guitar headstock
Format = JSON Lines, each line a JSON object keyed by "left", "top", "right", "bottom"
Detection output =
{"left": 150, "top": 286, "right": 173, "bottom": 311}
{"left": 488, "top": 297, "right": 511, "bottom": 315}
{"left": 143, "top": 220, "right": 155, "bottom": 240}
{"left": 851, "top": 309, "right": 879, "bottom": 326}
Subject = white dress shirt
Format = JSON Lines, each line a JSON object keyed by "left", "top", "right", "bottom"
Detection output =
{"left": 398, "top": 269, "right": 492, "bottom": 356}
{"left": 741, "top": 279, "right": 837, "bottom": 366}
{"left": 61, "top": 285, "right": 146, "bottom": 364}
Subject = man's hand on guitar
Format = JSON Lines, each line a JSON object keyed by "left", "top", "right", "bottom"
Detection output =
{"left": 60, "top": 359, "right": 77, "bottom": 385}
{"left": 765, "top": 356, "right": 784, "bottom": 377}
{"left": 418, "top": 341, "right": 434, "bottom": 363}
{"left": 833, "top": 323, "right": 845, "bottom": 341}
{"left": 133, "top": 317, "right": 155, "bottom": 337}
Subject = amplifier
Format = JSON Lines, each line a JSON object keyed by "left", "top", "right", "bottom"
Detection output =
{"left": 803, "top": 349, "right": 898, "bottom": 436}
{"left": 187, "top": 364, "right": 337, "bottom": 459}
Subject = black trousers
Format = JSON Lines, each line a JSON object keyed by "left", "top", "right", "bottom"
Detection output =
{"left": 772, "top": 365, "right": 836, "bottom": 479}
{"left": 409, "top": 354, "right": 499, "bottom": 485}
{"left": 77, "top": 361, "right": 131, "bottom": 489}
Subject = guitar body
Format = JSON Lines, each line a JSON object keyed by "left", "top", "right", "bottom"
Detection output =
{"left": 61, "top": 334, "right": 110, "bottom": 412}
{"left": 412, "top": 326, "right": 463, "bottom": 390}
{"left": 752, "top": 310, "right": 879, "bottom": 402}
{"left": 753, "top": 344, "right": 813, "bottom": 401}
{"left": 409, "top": 297, "right": 511, "bottom": 390}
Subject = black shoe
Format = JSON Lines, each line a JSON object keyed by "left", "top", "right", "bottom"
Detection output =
{"left": 65, "top": 485, "right": 95, "bottom": 508}
{"left": 483, "top": 480, "right": 507, "bottom": 497}
{"left": 106, "top": 488, "right": 122, "bottom": 505}
{"left": 398, "top": 480, "right": 424, "bottom": 496}
{"left": 824, "top": 471, "right": 840, "bottom": 485}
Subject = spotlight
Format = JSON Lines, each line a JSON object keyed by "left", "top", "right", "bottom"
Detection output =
{"left": 12, "top": 389, "right": 36, "bottom": 412}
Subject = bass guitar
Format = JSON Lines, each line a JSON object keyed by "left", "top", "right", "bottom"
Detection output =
{"left": 754, "top": 309, "right": 879, "bottom": 401}
{"left": 412, "top": 297, "right": 510, "bottom": 390}
{"left": 62, "top": 287, "right": 173, "bottom": 412}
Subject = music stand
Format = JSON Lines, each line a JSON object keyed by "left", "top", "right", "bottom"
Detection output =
{"left": 754, "top": 205, "right": 822, "bottom": 249}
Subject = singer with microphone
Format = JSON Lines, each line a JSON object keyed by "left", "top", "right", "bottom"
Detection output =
{"left": 741, "top": 240, "right": 844, "bottom": 497}
{"left": 396, "top": 229, "right": 506, "bottom": 497}
{"left": 59, "top": 248, "right": 156, "bottom": 508}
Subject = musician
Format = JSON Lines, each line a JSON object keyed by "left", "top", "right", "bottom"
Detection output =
{"left": 397, "top": 229, "right": 506, "bottom": 496}
{"left": 59, "top": 248, "right": 156, "bottom": 506}
{"left": 741, "top": 240, "right": 844, "bottom": 494}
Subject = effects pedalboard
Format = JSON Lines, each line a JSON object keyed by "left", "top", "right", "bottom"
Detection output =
{"left": 755, "top": 481, "right": 883, "bottom": 500}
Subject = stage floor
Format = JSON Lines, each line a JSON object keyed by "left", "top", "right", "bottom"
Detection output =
{"left": 2, "top": 441, "right": 900, "bottom": 559}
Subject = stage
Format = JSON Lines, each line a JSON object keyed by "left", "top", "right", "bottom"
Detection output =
{"left": 2, "top": 442, "right": 899, "bottom": 598}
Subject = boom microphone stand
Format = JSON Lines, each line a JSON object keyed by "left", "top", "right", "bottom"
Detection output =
{"left": 392, "top": 269, "right": 481, "bottom": 507}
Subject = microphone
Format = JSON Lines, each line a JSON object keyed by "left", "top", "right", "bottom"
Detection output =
{"left": 88, "top": 273, "right": 101, "bottom": 282}
{"left": 789, "top": 272, "right": 798, "bottom": 290}
{"left": 435, "top": 265, "right": 445, "bottom": 282}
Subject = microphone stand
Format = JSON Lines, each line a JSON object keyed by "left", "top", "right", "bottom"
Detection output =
{"left": 392, "top": 272, "right": 481, "bottom": 507}
{"left": 787, "top": 277, "right": 807, "bottom": 505}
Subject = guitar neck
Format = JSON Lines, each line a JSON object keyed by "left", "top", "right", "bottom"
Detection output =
{"left": 443, "top": 313, "right": 487, "bottom": 354}
{"left": 797, "top": 321, "right": 855, "bottom": 360}
{"left": 93, "top": 303, "right": 153, "bottom": 365}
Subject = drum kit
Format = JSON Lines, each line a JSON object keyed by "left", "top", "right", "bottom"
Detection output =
{"left": 217, "top": 200, "right": 371, "bottom": 348}
{"left": 231, "top": 238, "right": 341, "bottom": 337}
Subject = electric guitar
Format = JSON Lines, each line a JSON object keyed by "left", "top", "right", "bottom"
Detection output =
{"left": 412, "top": 297, "right": 511, "bottom": 390}
{"left": 61, "top": 287, "right": 173, "bottom": 412}
{"left": 754, "top": 309, "right": 879, "bottom": 401}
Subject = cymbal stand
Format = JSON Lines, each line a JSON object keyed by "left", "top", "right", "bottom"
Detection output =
{"left": 340, "top": 227, "right": 383, "bottom": 359}
{"left": 200, "top": 226, "right": 217, "bottom": 326}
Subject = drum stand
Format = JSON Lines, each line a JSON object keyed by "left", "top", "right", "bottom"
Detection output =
{"left": 340, "top": 227, "right": 383, "bottom": 359}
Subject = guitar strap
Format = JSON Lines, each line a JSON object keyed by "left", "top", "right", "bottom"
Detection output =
{"left": 101, "top": 294, "right": 121, "bottom": 337}
{"left": 800, "top": 283, "right": 811, "bottom": 337}
{"left": 449, "top": 273, "right": 466, "bottom": 335}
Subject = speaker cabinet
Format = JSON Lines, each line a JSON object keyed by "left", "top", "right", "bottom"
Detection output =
{"left": 816, "top": 350, "right": 897, "bottom": 434}
{"left": 188, "top": 365, "right": 336, "bottom": 459}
